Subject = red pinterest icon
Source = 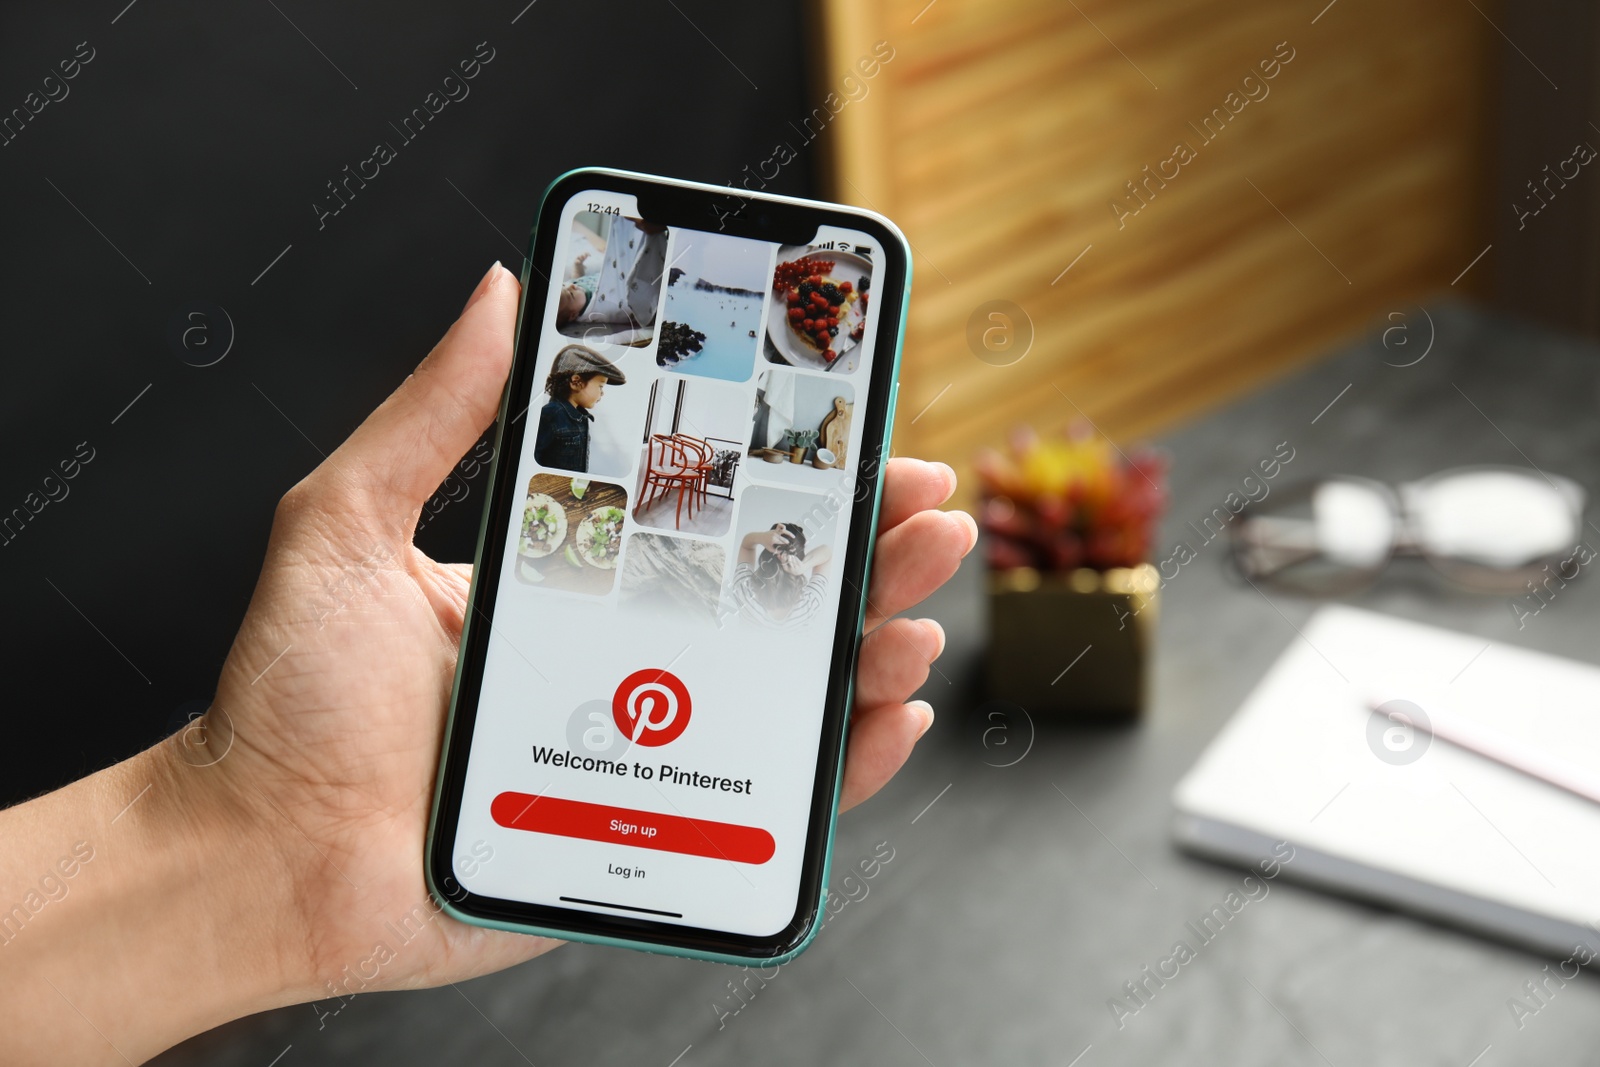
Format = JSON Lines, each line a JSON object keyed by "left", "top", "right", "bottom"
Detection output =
{"left": 612, "top": 668, "right": 692, "bottom": 747}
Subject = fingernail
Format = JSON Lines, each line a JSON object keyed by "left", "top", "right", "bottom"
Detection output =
{"left": 920, "top": 618, "right": 947, "bottom": 659}
{"left": 951, "top": 509, "right": 979, "bottom": 555}
{"left": 935, "top": 461, "right": 957, "bottom": 497}
{"left": 464, "top": 261, "right": 501, "bottom": 312}
{"left": 909, "top": 700, "right": 935, "bottom": 739}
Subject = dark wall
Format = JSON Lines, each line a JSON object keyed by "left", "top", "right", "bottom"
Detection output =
{"left": 1491, "top": 0, "right": 1600, "bottom": 336}
{"left": 0, "top": 2, "right": 812, "bottom": 803}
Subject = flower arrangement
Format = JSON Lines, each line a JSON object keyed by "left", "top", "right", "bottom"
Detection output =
{"left": 976, "top": 426, "right": 1167, "bottom": 573}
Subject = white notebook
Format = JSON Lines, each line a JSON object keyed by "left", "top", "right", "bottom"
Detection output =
{"left": 1172, "top": 605, "right": 1600, "bottom": 959}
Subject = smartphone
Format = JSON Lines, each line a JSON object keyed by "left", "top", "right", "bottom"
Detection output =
{"left": 424, "top": 168, "right": 911, "bottom": 964}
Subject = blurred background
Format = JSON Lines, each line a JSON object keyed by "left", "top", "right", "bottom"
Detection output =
{"left": 4, "top": 1, "right": 1600, "bottom": 1064}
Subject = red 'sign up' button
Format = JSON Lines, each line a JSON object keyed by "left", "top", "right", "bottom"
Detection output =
{"left": 490, "top": 792, "right": 775, "bottom": 865}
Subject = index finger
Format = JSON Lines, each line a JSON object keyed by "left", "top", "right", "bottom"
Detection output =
{"left": 876, "top": 458, "right": 957, "bottom": 533}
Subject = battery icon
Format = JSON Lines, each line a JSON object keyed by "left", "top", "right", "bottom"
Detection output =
{"left": 854, "top": 244, "right": 873, "bottom": 256}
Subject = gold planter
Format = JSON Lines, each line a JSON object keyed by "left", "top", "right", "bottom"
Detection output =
{"left": 985, "top": 563, "right": 1159, "bottom": 721}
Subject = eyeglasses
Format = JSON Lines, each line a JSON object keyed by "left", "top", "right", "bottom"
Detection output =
{"left": 1228, "top": 466, "right": 1588, "bottom": 594}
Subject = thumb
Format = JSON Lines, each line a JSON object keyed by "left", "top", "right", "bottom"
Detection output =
{"left": 322, "top": 261, "right": 520, "bottom": 536}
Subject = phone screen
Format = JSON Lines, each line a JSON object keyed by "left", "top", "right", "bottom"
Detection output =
{"left": 436, "top": 180, "right": 899, "bottom": 949}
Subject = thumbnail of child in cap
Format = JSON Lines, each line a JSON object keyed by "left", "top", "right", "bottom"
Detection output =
{"left": 534, "top": 344, "right": 627, "bottom": 473}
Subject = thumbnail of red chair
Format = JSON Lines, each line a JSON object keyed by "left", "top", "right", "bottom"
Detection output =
{"left": 640, "top": 434, "right": 703, "bottom": 530}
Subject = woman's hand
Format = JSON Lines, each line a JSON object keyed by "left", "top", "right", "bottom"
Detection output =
{"left": 778, "top": 551, "right": 805, "bottom": 575}
{"left": 0, "top": 263, "right": 976, "bottom": 1065}
{"left": 738, "top": 526, "right": 790, "bottom": 561}
{"left": 199, "top": 260, "right": 972, "bottom": 994}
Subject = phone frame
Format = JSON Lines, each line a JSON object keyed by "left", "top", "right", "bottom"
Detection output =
{"left": 424, "top": 167, "right": 912, "bottom": 964}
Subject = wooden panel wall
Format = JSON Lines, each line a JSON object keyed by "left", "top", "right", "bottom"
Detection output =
{"left": 817, "top": 0, "right": 1495, "bottom": 486}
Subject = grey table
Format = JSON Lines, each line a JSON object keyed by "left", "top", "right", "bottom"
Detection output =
{"left": 157, "top": 301, "right": 1600, "bottom": 1066}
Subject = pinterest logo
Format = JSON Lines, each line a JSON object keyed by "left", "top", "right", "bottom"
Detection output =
{"left": 612, "top": 669, "right": 692, "bottom": 747}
